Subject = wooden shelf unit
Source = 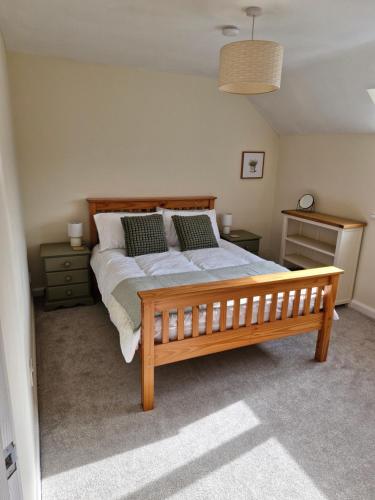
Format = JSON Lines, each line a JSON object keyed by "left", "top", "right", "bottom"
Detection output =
{"left": 285, "top": 234, "right": 336, "bottom": 256}
{"left": 280, "top": 210, "right": 366, "bottom": 305}
{"left": 284, "top": 253, "right": 327, "bottom": 270}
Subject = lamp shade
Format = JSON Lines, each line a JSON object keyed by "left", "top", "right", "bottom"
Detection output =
{"left": 218, "top": 40, "right": 283, "bottom": 94}
{"left": 67, "top": 222, "right": 83, "bottom": 238}
{"left": 222, "top": 213, "right": 233, "bottom": 226}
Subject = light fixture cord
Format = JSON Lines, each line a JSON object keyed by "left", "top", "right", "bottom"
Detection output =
{"left": 251, "top": 15, "right": 255, "bottom": 40}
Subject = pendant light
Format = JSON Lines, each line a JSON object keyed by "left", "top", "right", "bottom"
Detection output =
{"left": 218, "top": 6, "right": 283, "bottom": 95}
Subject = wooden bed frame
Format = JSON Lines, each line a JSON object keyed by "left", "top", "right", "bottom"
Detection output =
{"left": 87, "top": 196, "right": 343, "bottom": 411}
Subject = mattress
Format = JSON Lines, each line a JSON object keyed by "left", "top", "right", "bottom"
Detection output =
{"left": 91, "top": 240, "right": 325, "bottom": 363}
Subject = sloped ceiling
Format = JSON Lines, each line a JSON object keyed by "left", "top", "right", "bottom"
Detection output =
{"left": 1, "top": 0, "right": 375, "bottom": 133}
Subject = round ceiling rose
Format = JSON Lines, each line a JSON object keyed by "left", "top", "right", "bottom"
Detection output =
{"left": 222, "top": 26, "right": 240, "bottom": 37}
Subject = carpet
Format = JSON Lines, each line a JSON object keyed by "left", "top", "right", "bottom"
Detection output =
{"left": 35, "top": 303, "right": 375, "bottom": 500}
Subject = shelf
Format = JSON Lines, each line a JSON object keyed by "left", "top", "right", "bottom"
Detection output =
{"left": 285, "top": 234, "right": 335, "bottom": 256}
{"left": 281, "top": 210, "right": 366, "bottom": 229}
{"left": 281, "top": 209, "right": 366, "bottom": 305}
{"left": 284, "top": 254, "right": 328, "bottom": 269}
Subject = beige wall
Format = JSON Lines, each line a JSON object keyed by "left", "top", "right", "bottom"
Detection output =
{"left": 7, "top": 52, "right": 375, "bottom": 314}
{"left": 8, "top": 52, "right": 280, "bottom": 288}
{"left": 272, "top": 134, "right": 375, "bottom": 311}
{"left": 0, "top": 37, "right": 40, "bottom": 499}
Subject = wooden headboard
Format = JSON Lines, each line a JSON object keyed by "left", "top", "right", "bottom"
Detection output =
{"left": 87, "top": 196, "right": 217, "bottom": 246}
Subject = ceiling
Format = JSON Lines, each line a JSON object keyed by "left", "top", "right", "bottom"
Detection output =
{"left": 1, "top": 0, "right": 375, "bottom": 133}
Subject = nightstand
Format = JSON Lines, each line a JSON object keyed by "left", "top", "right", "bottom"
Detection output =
{"left": 220, "top": 230, "right": 262, "bottom": 255}
{"left": 40, "top": 242, "right": 94, "bottom": 311}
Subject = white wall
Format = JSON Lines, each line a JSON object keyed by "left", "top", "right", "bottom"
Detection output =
{"left": 272, "top": 134, "right": 375, "bottom": 312}
{"left": 0, "top": 35, "right": 40, "bottom": 499}
{"left": 7, "top": 52, "right": 280, "bottom": 288}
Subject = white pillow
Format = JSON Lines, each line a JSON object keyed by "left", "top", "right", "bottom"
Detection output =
{"left": 94, "top": 212, "right": 158, "bottom": 252}
{"left": 160, "top": 208, "right": 220, "bottom": 247}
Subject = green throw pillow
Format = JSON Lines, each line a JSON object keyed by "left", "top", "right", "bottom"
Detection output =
{"left": 172, "top": 214, "right": 219, "bottom": 251}
{"left": 121, "top": 214, "right": 168, "bottom": 257}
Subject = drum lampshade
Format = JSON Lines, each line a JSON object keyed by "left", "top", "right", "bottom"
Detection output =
{"left": 219, "top": 40, "right": 283, "bottom": 95}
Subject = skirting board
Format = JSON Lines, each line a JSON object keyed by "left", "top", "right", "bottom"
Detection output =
{"left": 350, "top": 299, "right": 375, "bottom": 320}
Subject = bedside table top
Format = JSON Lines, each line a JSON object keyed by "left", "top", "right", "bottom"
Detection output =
{"left": 220, "top": 230, "right": 262, "bottom": 243}
{"left": 40, "top": 242, "right": 91, "bottom": 258}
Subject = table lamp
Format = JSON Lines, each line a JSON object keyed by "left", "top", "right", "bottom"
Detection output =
{"left": 222, "top": 213, "right": 233, "bottom": 235}
{"left": 68, "top": 222, "right": 83, "bottom": 249}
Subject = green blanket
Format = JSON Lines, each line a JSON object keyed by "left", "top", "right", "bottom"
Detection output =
{"left": 112, "top": 261, "right": 287, "bottom": 333}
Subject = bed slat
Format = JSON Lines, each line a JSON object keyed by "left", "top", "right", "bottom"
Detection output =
{"left": 220, "top": 301, "right": 227, "bottom": 332}
{"left": 177, "top": 308, "right": 184, "bottom": 340}
{"left": 232, "top": 298, "right": 240, "bottom": 330}
{"left": 269, "top": 293, "right": 277, "bottom": 322}
{"left": 314, "top": 287, "right": 323, "bottom": 314}
{"left": 281, "top": 291, "right": 290, "bottom": 319}
{"left": 245, "top": 297, "right": 253, "bottom": 327}
{"left": 162, "top": 311, "right": 169, "bottom": 344}
{"left": 192, "top": 305, "right": 199, "bottom": 338}
{"left": 206, "top": 303, "right": 213, "bottom": 334}
{"left": 292, "top": 289, "right": 301, "bottom": 317}
{"left": 304, "top": 288, "right": 312, "bottom": 316}
{"left": 257, "top": 295, "right": 266, "bottom": 325}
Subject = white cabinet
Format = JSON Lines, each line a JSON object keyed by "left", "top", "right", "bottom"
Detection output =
{"left": 280, "top": 210, "right": 366, "bottom": 305}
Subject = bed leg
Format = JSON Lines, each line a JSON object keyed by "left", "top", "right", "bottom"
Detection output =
{"left": 141, "top": 301, "right": 155, "bottom": 411}
{"left": 315, "top": 324, "right": 332, "bottom": 362}
{"left": 315, "top": 276, "right": 339, "bottom": 362}
{"left": 141, "top": 357, "right": 154, "bottom": 411}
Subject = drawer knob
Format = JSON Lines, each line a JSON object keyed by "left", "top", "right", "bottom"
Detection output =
{"left": 64, "top": 261, "right": 71, "bottom": 268}
{"left": 66, "top": 289, "right": 73, "bottom": 297}
{"left": 65, "top": 275, "right": 72, "bottom": 282}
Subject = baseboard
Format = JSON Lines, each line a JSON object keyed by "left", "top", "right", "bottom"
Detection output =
{"left": 350, "top": 299, "right": 375, "bottom": 320}
{"left": 31, "top": 287, "right": 45, "bottom": 298}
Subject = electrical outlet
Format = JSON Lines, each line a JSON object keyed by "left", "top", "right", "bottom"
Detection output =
{"left": 3, "top": 442, "right": 17, "bottom": 480}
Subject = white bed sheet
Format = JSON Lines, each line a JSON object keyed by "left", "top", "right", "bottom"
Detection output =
{"left": 91, "top": 240, "right": 327, "bottom": 363}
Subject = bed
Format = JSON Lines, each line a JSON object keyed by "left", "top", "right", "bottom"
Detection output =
{"left": 87, "top": 196, "right": 343, "bottom": 411}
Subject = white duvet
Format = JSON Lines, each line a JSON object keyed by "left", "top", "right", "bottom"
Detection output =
{"left": 91, "top": 240, "right": 332, "bottom": 363}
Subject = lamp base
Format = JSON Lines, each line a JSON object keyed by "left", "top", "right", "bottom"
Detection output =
{"left": 222, "top": 226, "right": 231, "bottom": 235}
{"left": 70, "top": 237, "right": 82, "bottom": 249}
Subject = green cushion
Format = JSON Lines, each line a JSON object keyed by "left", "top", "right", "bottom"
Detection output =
{"left": 172, "top": 214, "right": 219, "bottom": 251}
{"left": 121, "top": 214, "right": 168, "bottom": 257}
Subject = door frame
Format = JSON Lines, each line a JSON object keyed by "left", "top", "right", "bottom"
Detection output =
{"left": 0, "top": 320, "right": 23, "bottom": 499}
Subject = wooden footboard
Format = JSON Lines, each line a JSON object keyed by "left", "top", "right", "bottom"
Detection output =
{"left": 138, "top": 266, "right": 342, "bottom": 411}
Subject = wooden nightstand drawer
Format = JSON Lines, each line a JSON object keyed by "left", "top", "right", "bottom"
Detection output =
{"left": 44, "top": 254, "right": 89, "bottom": 272}
{"left": 46, "top": 283, "right": 90, "bottom": 302}
{"left": 220, "top": 230, "right": 261, "bottom": 255}
{"left": 235, "top": 240, "right": 259, "bottom": 253}
{"left": 46, "top": 269, "right": 89, "bottom": 287}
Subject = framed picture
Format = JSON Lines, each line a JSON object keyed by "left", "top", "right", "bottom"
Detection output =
{"left": 241, "top": 151, "right": 265, "bottom": 179}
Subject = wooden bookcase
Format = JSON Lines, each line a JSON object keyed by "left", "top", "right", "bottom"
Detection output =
{"left": 280, "top": 210, "right": 366, "bottom": 305}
